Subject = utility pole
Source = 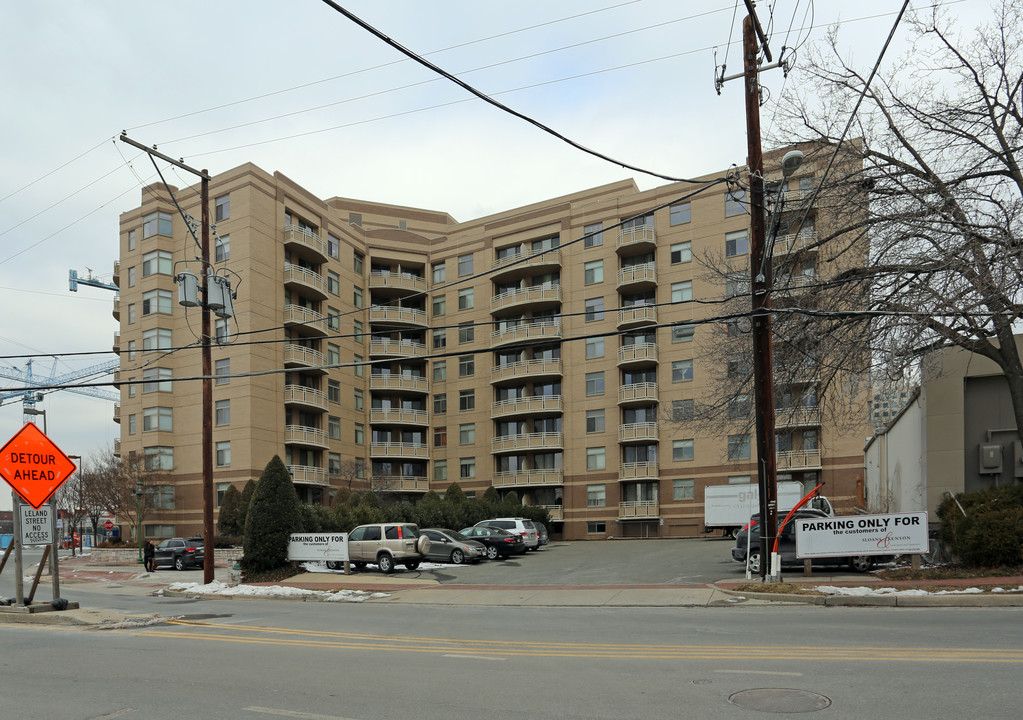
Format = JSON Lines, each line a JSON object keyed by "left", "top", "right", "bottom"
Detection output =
{"left": 118, "top": 135, "right": 216, "bottom": 585}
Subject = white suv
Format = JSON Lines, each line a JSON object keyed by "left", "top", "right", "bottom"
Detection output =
{"left": 477, "top": 517, "right": 540, "bottom": 551}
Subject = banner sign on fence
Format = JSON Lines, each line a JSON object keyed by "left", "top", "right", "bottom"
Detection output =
{"left": 796, "top": 511, "right": 929, "bottom": 558}
{"left": 287, "top": 533, "right": 348, "bottom": 562}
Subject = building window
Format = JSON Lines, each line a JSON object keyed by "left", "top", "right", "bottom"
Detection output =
{"left": 726, "top": 230, "right": 749, "bottom": 257}
{"left": 672, "top": 360, "right": 694, "bottom": 383}
{"left": 128, "top": 414, "right": 136, "bottom": 435}
{"left": 670, "top": 242, "right": 692, "bottom": 264}
{"left": 142, "top": 406, "right": 173, "bottom": 432}
{"left": 128, "top": 303, "right": 136, "bottom": 324}
{"left": 673, "top": 439, "right": 694, "bottom": 461}
{"left": 726, "top": 273, "right": 749, "bottom": 299}
{"left": 584, "top": 260, "right": 604, "bottom": 285}
{"left": 433, "top": 393, "right": 447, "bottom": 414}
{"left": 459, "top": 355, "right": 474, "bottom": 378}
{"left": 725, "top": 189, "right": 748, "bottom": 217}
{"left": 728, "top": 434, "right": 751, "bottom": 461}
{"left": 673, "top": 479, "right": 695, "bottom": 500}
{"left": 148, "top": 485, "right": 175, "bottom": 510}
{"left": 353, "top": 251, "right": 364, "bottom": 273}
{"left": 142, "top": 328, "right": 172, "bottom": 353}
{"left": 327, "top": 344, "right": 340, "bottom": 365}
{"left": 217, "top": 482, "right": 231, "bottom": 506}
{"left": 142, "top": 211, "right": 173, "bottom": 238}
{"left": 432, "top": 295, "right": 446, "bottom": 317}
{"left": 327, "top": 307, "right": 340, "bottom": 331}
{"left": 142, "top": 367, "right": 172, "bottom": 393}
{"left": 586, "top": 409, "right": 605, "bottom": 433}
{"left": 128, "top": 229, "right": 136, "bottom": 251}
{"left": 586, "top": 484, "right": 606, "bottom": 507}
{"left": 432, "top": 262, "right": 446, "bottom": 284}
{"left": 142, "top": 250, "right": 172, "bottom": 277}
{"left": 128, "top": 267, "right": 136, "bottom": 287}
{"left": 586, "top": 447, "right": 606, "bottom": 471}
{"left": 669, "top": 203, "right": 691, "bottom": 226}
{"left": 585, "top": 371, "right": 605, "bottom": 396}
{"left": 353, "top": 388, "right": 363, "bottom": 410}
{"left": 671, "top": 281, "right": 693, "bottom": 303}
{"left": 433, "top": 329, "right": 447, "bottom": 349}
{"left": 144, "top": 446, "right": 174, "bottom": 471}
{"left": 355, "top": 458, "right": 366, "bottom": 478}
{"left": 434, "top": 427, "right": 447, "bottom": 448}
{"left": 585, "top": 297, "right": 604, "bottom": 322}
{"left": 128, "top": 340, "right": 136, "bottom": 360}
{"left": 459, "top": 389, "right": 475, "bottom": 411}
{"left": 434, "top": 459, "right": 448, "bottom": 482}
{"left": 458, "top": 287, "right": 474, "bottom": 310}
{"left": 672, "top": 399, "right": 694, "bottom": 422}
{"left": 728, "top": 393, "right": 751, "bottom": 419}
{"left": 354, "top": 354, "right": 364, "bottom": 377}
{"left": 672, "top": 324, "right": 695, "bottom": 343}
{"left": 459, "top": 423, "right": 475, "bottom": 445}
{"left": 215, "top": 399, "right": 230, "bottom": 426}
{"left": 354, "top": 423, "right": 364, "bottom": 445}
{"left": 216, "top": 441, "right": 231, "bottom": 467}
{"left": 433, "top": 361, "right": 446, "bottom": 382}
{"left": 212, "top": 358, "right": 230, "bottom": 385}
{"left": 353, "top": 287, "right": 363, "bottom": 308}
{"left": 459, "top": 457, "right": 476, "bottom": 479}
{"left": 328, "top": 454, "right": 341, "bottom": 476}
{"left": 353, "top": 320, "right": 364, "bottom": 341}
{"left": 327, "top": 416, "right": 341, "bottom": 440}
{"left": 585, "top": 337, "right": 604, "bottom": 359}
{"left": 142, "top": 289, "right": 172, "bottom": 316}
{"left": 458, "top": 322, "right": 474, "bottom": 344}
{"left": 587, "top": 521, "right": 607, "bottom": 534}
{"left": 458, "top": 254, "right": 474, "bottom": 276}
{"left": 328, "top": 379, "right": 341, "bottom": 403}
{"left": 128, "top": 377, "right": 136, "bottom": 397}
{"left": 328, "top": 233, "right": 340, "bottom": 260}
{"left": 328, "top": 271, "right": 340, "bottom": 295}
{"left": 215, "top": 318, "right": 230, "bottom": 343}
{"left": 584, "top": 222, "right": 603, "bottom": 248}
{"left": 214, "top": 195, "right": 230, "bottom": 222}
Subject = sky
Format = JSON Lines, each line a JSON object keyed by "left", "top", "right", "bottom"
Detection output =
{"left": 0, "top": 0, "right": 996, "bottom": 509}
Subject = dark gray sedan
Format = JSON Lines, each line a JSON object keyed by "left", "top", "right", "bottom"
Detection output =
{"left": 421, "top": 528, "right": 487, "bottom": 564}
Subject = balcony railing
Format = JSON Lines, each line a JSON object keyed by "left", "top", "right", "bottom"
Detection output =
{"left": 490, "top": 284, "right": 562, "bottom": 313}
{"left": 112, "top": 296, "right": 120, "bottom": 321}
{"left": 113, "top": 439, "right": 121, "bottom": 457}
{"left": 617, "top": 305, "right": 657, "bottom": 329}
{"left": 491, "top": 432, "right": 563, "bottom": 453}
{"left": 371, "top": 475, "right": 429, "bottom": 493}
{"left": 369, "top": 271, "right": 427, "bottom": 294}
{"left": 287, "top": 465, "right": 329, "bottom": 487}
{"left": 370, "top": 408, "right": 429, "bottom": 425}
{"left": 619, "top": 500, "right": 660, "bottom": 518}
{"left": 773, "top": 230, "right": 819, "bottom": 255}
{"left": 491, "top": 395, "right": 563, "bottom": 418}
{"left": 490, "top": 358, "right": 562, "bottom": 383}
{"left": 284, "top": 304, "right": 328, "bottom": 336}
{"left": 284, "top": 384, "right": 328, "bottom": 412}
{"left": 369, "top": 338, "right": 427, "bottom": 359}
{"left": 618, "top": 343, "right": 658, "bottom": 366}
{"left": 284, "top": 425, "right": 329, "bottom": 448}
{"left": 112, "top": 332, "right": 120, "bottom": 353}
{"left": 368, "top": 374, "right": 429, "bottom": 393}
{"left": 775, "top": 405, "right": 822, "bottom": 428}
{"left": 112, "top": 261, "right": 120, "bottom": 286}
{"left": 368, "top": 305, "right": 428, "bottom": 327}
{"left": 618, "top": 382, "right": 658, "bottom": 405}
{"left": 616, "top": 262, "right": 657, "bottom": 289}
{"left": 284, "top": 343, "right": 327, "bottom": 370}
{"left": 113, "top": 404, "right": 121, "bottom": 423}
{"left": 774, "top": 273, "right": 817, "bottom": 295}
{"left": 777, "top": 449, "right": 822, "bottom": 470}
{"left": 370, "top": 441, "right": 430, "bottom": 459}
{"left": 493, "top": 469, "right": 564, "bottom": 488}
{"left": 619, "top": 462, "right": 659, "bottom": 481}
{"left": 618, "top": 422, "right": 659, "bottom": 443}
{"left": 491, "top": 319, "right": 562, "bottom": 347}
{"left": 284, "top": 262, "right": 328, "bottom": 297}
{"left": 616, "top": 226, "right": 656, "bottom": 252}
{"left": 282, "top": 225, "right": 328, "bottom": 261}
{"left": 490, "top": 248, "right": 561, "bottom": 275}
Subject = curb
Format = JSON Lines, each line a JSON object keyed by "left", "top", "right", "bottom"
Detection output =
{"left": 716, "top": 586, "right": 1023, "bottom": 607}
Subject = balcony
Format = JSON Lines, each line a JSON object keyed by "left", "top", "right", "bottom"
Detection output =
{"left": 112, "top": 296, "right": 120, "bottom": 321}
{"left": 372, "top": 476, "right": 429, "bottom": 493}
{"left": 284, "top": 425, "right": 329, "bottom": 449}
{"left": 490, "top": 284, "right": 562, "bottom": 314}
{"left": 284, "top": 304, "right": 328, "bottom": 337}
{"left": 491, "top": 395, "right": 562, "bottom": 419}
{"left": 619, "top": 462, "right": 659, "bottom": 481}
{"left": 777, "top": 449, "right": 822, "bottom": 471}
{"left": 619, "top": 500, "right": 660, "bottom": 519}
{"left": 616, "top": 263, "right": 657, "bottom": 291}
{"left": 113, "top": 404, "right": 121, "bottom": 424}
{"left": 370, "top": 441, "right": 430, "bottom": 460}
{"left": 491, "top": 432, "right": 563, "bottom": 454}
{"left": 112, "top": 261, "right": 120, "bottom": 286}
{"left": 368, "top": 305, "right": 428, "bottom": 328}
{"left": 284, "top": 384, "right": 328, "bottom": 412}
{"left": 776, "top": 405, "right": 822, "bottom": 429}
{"left": 490, "top": 247, "right": 561, "bottom": 281}
{"left": 617, "top": 343, "right": 658, "bottom": 367}
{"left": 284, "top": 344, "right": 327, "bottom": 373}
{"left": 283, "top": 225, "right": 328, "bottom": 263}
{"left": 493, "top": 469, "right": 564, "bottom": 489}
{"left": 774, "top": 273, "right": 816, "bottom": 297}
{"left": 368, "top": 374, "right": 428, "bottom": 394}
{"left": 369, "top": 338, "right": 427, "bottom": 359}
{"left": 540, "top": 504, "right": 564, "bottom": 522}
{"left": 113, "top": 438, "right": 121, "bottom": 457}
{"left": 618, "top": 422, "right": 659, "bottom": 444}
{"left": 773, "top": 230, "right": 819, "bottom": 256}
{"left": 618, "top": 382, "right": 658, "bottom": 406}
{"left": 287, "top": 465, "right": 329, "bottom": 487}
{"left": 370, "top": 408, "right": 429, "bottom": 425}
{"left": 284, "top": 262, "right": 328, "bottom": 300}
{"left": 490, "top": 358, "right": 562, "bottom": 384}
{"left": 369, "top": 271, "right": 427, "bottom": 295}
{"left": 616, "top": 226, "right": 657, "bottom": 254}
{"left": 616, "top": 305, "right": 657, "bottom": 330}
{"left": 491, "top": 319, "right": 562, "bottom": 348}
{"left": 112, "top": 332, "right": 120, "bottom": 353}
{"left": 782, "top": 188, "right": 817, "bottom": 206}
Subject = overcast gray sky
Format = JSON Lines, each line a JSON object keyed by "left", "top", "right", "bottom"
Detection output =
{"left": 0, "top": 1, "right": 993, "bottom": 509}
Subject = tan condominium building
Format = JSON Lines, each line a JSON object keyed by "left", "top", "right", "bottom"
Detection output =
{"left": 113, "top": 150, "right": 870, "bottom": 540}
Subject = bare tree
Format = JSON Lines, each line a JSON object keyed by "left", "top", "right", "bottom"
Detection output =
{"left": 766, "top": 1, "right": 1023, "bottom": 439}
{"left": 85, "top": 451, "right": 168, "bottom": 543}
{"left": 330, "top": 459, "right": 360, "bottom": 491}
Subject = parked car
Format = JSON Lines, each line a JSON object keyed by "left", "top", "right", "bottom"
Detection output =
{"left": 476, "top": 517, "right": 539, "bottom": 550}
{"left": 536, "top": 523, "right": 549, "bottom": 547}
{"left": 154, "top": 537, "right": 204, "bottom": 571}
{"left": 459, "top": 525, "right": 526, "bottom": 559}
{"left": 421, "top": 528, "right": 486, "bottom": 564}
{"left": 346, "top": 523, "right": 431, "bottom": 574}
{"left": 731, "top": 509, "right": 875, "bottom": 574}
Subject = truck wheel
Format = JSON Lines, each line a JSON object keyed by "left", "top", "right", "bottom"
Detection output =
{"left": 353, "top": 562, "right": 367, "bottom": 569}
{"left": 326, "top": 561, "right": 342, "bottom": 570}
{"left": 849, "top": 556, "right": 873, "bottom": 573}
{"left": 729, "top": 527, "right": 740, "bottom": 539}
{"left": 404, "top": 561, "right": 420, "bottom": 571}
{"left": 747, "top": 551, "right": 762, "bottom": 575}
{"left": 377, "top": 554, "right": 394, "bottom": 574}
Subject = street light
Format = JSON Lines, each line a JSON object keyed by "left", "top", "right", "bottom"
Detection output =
{"left": 134, "top": 480, "right": 144, "bottom": 564}
{"left": 23, "top": 406, "right": 46, "bottom": 434}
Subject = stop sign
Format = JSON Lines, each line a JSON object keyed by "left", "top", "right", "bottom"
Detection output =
{"left": 104, "top": 520, "right": 114, "bottom": 530}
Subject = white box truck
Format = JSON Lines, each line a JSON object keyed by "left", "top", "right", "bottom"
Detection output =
{"left": 704, "top": 481, "right": 833, "bottom": 537}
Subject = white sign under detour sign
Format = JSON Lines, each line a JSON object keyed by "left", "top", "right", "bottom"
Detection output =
{"left": 20, "top": 504, "right": 53, "bottom": 546}
{"left": 287, "top": 533, "right": 348, "bottom": 562}
{"left": 795, "top": 511, "right": 929, "bottom": 558}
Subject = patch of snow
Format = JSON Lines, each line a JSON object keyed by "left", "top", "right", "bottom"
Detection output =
{"left": 167, "top": 580, "right": 389, "bottom": 602}
{"left": 814, "top": 585, "right": 1021, "bottom": 597}
{"left": 300, "top": 560, "right": 447, "bottom": 574}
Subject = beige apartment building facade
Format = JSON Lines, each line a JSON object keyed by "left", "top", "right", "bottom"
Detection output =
{"left": 113, "top": 154, "right": 870, "bottom": 541}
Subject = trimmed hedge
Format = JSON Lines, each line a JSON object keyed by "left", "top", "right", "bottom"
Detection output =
{"left": 937, "top": 484, "right": 1023, "bottom": 567}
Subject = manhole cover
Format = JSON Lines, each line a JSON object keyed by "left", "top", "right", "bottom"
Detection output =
{"left": 729, "top": 688, "right": 831, "bottom": 713}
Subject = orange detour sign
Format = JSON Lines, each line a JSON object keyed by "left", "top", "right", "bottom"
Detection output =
{"left": 0, "top": 422, "right": 78, "bottom": 509}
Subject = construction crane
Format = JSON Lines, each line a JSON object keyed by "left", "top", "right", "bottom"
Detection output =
{"left": 0, "top": 358, "right": 120, "bottom": 419}
{"left": 69, "top": 268, "right": 119, "bottom": 293}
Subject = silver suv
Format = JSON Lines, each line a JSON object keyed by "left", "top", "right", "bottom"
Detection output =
{"left": 347, "top": 523, "right": 431, "bottom": 573}
{"left": 477, "top": 517, "right": 540, "bottom": 551}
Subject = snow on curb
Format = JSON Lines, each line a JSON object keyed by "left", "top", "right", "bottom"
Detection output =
{"left": 814, "top": 584, "right": 1023, "bottom": 597}
{"left": 166, "top": 580, "right": 389, "bottom": 603}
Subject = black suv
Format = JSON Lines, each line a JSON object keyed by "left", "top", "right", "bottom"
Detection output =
{"left": 731, "top": 510, "right": 875, "bottom": 574}
{"left": 154, "top": 537, "right": 205, "bottom": 571}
